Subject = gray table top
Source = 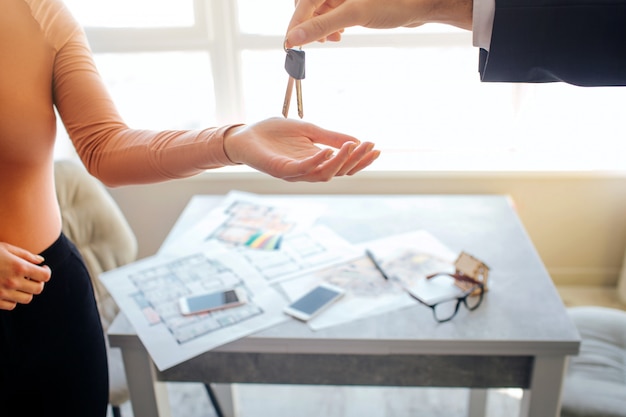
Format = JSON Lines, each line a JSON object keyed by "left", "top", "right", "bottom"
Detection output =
{"left": 110, "top": 194, "right": 580, "bottom": 357}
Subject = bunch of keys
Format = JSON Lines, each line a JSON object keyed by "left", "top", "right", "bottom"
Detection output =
{"left": 282, "top": 46, "right": 305, "bottom": 118}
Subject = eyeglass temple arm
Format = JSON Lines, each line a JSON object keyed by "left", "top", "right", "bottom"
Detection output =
{"left": 425, "top": 272, "right": 483, "bottom": 286}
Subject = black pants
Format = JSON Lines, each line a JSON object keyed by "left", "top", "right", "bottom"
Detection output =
{"left": 0, "top": 233, "right": 108, "bottom": 416}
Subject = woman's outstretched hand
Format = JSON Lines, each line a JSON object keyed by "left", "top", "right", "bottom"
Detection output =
{"left": 223, "top": 117, "right": 380, "bottom": 182}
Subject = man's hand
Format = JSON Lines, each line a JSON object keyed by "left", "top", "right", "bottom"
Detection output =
{"left": 285, "top": 0, "right": 473, "bottom": 49}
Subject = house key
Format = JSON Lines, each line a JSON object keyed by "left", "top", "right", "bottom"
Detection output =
{"left": 282, "top": 47, "right": 305, "bottom": 118}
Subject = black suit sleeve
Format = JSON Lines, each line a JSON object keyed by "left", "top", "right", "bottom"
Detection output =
{"left": 478, "top": 0, "right": 626, "bottom": 86}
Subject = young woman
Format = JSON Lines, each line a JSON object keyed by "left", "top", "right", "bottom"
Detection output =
{"left": 0, "top": 1, "right": 379, "bottom": 415}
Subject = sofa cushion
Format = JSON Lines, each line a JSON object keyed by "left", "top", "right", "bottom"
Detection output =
{"left": 561, "top": 306, "right": 626, "bottom": 417}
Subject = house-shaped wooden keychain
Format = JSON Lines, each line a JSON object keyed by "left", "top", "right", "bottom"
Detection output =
{"left": 453, "top": 252, "right": 490, "bottom": 294}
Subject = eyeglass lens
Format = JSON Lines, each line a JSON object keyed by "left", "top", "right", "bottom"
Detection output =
{"left": 433, "top": 299, "right": 461, "bottom": 322}
{"left": 433, "top": 291, "right": 483, "bottom": 322}
{"left": 464, "top": 292, "right": 483, "bottom": 310}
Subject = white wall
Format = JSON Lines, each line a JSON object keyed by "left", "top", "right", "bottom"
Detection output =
{"left": 108, "top": 170, "right": 626, "bottom": 287}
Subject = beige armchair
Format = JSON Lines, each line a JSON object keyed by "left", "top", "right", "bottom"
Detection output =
{"left": 54, "top": 159, "right": 138, "bottom": 417}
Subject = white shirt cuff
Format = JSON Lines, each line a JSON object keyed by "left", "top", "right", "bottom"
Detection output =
{"left": 472, "top": 0, "right": 496, "bottom": 51}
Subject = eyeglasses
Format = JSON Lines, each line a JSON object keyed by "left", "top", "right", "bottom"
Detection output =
{"left": 410, "top": 272, "right": 485, "bottom": 323}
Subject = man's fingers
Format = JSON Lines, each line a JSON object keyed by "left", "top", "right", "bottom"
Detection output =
{"left": 287, "top": 0, "right": 327, "bottom": 31}
{"left": 287, "top": 5, "right": 352, "bottom": 47}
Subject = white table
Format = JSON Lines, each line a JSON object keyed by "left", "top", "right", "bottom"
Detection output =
{"left": 109, "top": 194, "right": 580, "bottom": 417}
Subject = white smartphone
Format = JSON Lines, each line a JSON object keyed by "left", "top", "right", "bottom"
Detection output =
{"left": 179, "top": 288, "right": 247, "bottom": 315}
{"left": 284, "top": 282, "right": 345, "bottom": 322}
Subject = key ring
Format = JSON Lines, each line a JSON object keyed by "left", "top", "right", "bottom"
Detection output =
{"left": 283, "top": 39, "right": 302, "bottom": 52}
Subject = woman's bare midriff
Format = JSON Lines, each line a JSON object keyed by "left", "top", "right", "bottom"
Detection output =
{"left": 0, "top": 160, "right": 62, "bottom": 254}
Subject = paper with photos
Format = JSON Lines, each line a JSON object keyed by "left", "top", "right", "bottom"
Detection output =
{"left": 160, "top": 191, "right": 361, "bottom": 283}
{"left": 160, "top": 191, "right": 322, "bottom": 253}
{"left": 364, "top": 230, "right": 462, "bottom": 304}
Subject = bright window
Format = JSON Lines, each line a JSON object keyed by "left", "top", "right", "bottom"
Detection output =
{"left": 57, "top": 0, "right": 626, "bottom": 172}
{"left": 63, "top": 0, "right": 195, "bottom": 27}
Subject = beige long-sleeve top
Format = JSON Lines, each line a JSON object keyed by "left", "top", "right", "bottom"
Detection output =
{"left": 1, "top": 0, "right": 237, "bottom": 252}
